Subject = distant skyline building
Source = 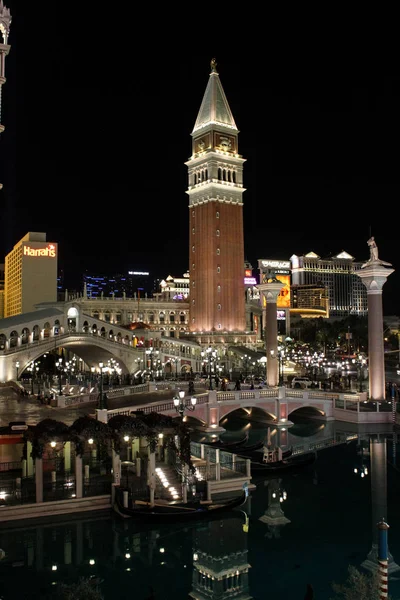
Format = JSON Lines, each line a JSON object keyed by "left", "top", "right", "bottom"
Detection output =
{"left": 4, "top": 232, "right": 58, "bottom": 317}
{"left": 291, "top": 250, "right": 368, "bottom": 317}
{"left": 83, "top": 270, "right": 156, "bottom": 299}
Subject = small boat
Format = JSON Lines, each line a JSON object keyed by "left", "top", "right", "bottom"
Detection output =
{"left": 202, "top": 432, "right": 249, "bottom": 451}
{"left": 241, "top": 450, "right": 317, "bottom": 476}
{"left": 114, "top": 487, "right": 248, "bottom": 523}
{"left": 235, "top": 445, "right": 293, "bottom": 462}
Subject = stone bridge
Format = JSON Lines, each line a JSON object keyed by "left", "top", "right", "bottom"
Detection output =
{"left": 105, "top": 385, "right": 393, "bottom": 428}
{"left": 0, "top": 304, "right": 199, "bottom": 381}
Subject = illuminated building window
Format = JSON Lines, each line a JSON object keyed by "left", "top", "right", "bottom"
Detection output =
{"left": 216, "top": 211, "right": 219, "bottom": 219}
{"left": 192, "top": 263, "right": 195, "bottom": 269}
{"left": 192, "top": 299, "right": 195, "bottom": 305}
{"left": 217, "top": 304, "right": 221, "bottom": 310}
{"left": 192, "top": 246, "right": 195, "bottom": 252}
{"left": 217, "top": 267, "right": 220, "bottom": 273}
{"left": 192, "top": 228, "right": 195, "bottom": 234}
{"left": 216, "top": 230, "right": 220, "bottom": 236}
{"left": 218, "top": 323, "right": 222, "bottom": 329}
{"left": 192, "top": 281, "right": 195, "bottom": 287}
{"left": 217, "top": 248, "right": 220, "bottom": 255}
{"left": 217, "top": 285, "right": 220, "bottom": 293}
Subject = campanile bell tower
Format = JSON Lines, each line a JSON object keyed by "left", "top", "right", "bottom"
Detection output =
{"left": 0, "top": 0, "right": 12, "bottom": 192}
{"left": 186, "top": 59, "right": 246, "bottom": 338}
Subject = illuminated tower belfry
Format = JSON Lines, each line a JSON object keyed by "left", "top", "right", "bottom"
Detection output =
{"left": 0, "top": 1, "right": 12, "bottom": 192}
{"left": 186, "top": 58, "right": 246, "bottom": 337}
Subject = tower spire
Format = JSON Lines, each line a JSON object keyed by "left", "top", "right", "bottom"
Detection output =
{"left": 0, "top": 1, "right": 12, "bottom": 191}
{"left": 186, "top": 61, "right": 247, "bottom": 338}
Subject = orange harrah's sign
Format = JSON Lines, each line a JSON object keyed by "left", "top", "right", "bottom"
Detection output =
{"left": 23, "top": 244, "right": 56, "bottom": 258}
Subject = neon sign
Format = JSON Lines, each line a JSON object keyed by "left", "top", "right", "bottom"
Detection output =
{"left": 23, "top": 244, "right": 56, "bottom": 258}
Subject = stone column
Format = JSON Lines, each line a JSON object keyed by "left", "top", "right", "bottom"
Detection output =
{"left": 64, "top": 441, "right": 71, "bottom": 471}
{"left": 35, "top": 458, "right": 43, "bottom": 503}
{"left": 75, "top": 454, "right": 83, "bottom": 498}
{"left": 27, "top": 441, "right": 34, "bottom": 476}
{"left": 147, "top": 448, "right": 156, "bottom": 506}
{"left": 362, "top": 437, "right": 400, "bottom": 574}
{"left": 204, "top": 390, "right": 225, "bottom": 433}
{"left": 257, "top": 281, "right": 286, "bottom": 387}
{"left": 112, "top": 449, "right": 121, "bottom": 486}
{"left": 357, "top": 256, "right": 394, "bottom": 401}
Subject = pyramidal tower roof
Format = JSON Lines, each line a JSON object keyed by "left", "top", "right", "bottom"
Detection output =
{"left": 192, "top": 58, "right": 238, "bottom": 134}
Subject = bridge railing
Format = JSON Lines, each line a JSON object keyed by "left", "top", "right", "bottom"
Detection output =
{"left": 106, "top": 394, "right": 209, "bottom": 420}
{"left": 0, "top": 331, "right": 144, "bottom": 356}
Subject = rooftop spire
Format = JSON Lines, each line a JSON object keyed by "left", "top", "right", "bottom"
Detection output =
{"left": 192, "top": 59, "right": 237, "bottom": 134}
{"left": 0, "top": 1, "right": 12, "bottom": 44}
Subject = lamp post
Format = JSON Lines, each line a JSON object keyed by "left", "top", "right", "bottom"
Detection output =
{"left": 28, "top": 362, "right": 35, "bottom": 395}
{"left": 201, "top": 346, "right": 216, "bottom": 390}
{"left": 146, "top": 348, "right": 157, "bottom": 381}
{"left": 173, "top": 389, "right": 197, "bottom": 419}
{"left": 98, "top": 361, "right": 107, "bottom": 410}
{"left": 57, "top": 358, "right": 63, "bottom": 395}
{"left": 90, "top": 366, "right": 95, "bottom": 390}
{"left": 277, "top": 346, "right": 285, "bottom": 386}
{"left": 15, "top": 361, "right": 19, "bottom": 381}
{"left": 173, "top": 390, "right": 197, "bottom": 504}
{"left": 171, "top": 357, "right": 179, "bottom": 380}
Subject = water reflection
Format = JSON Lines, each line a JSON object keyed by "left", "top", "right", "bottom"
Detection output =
{"left": 0, "top": 418, "right": 399, "bottom": 599}
{"left": 190, "top": 513, "right": 252, "bottom": 599}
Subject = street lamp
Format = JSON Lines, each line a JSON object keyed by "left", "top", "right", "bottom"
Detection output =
{"left": 277, "top": 346, "right": 285, "bottom": 386}
{"left": 15, "top": 361, "right": 19, "bottom": 381}
{"left": 173, "top": 390, "right": 197, "bottom": 504}
{"left": 146, "top": 348, "right": 158, "bottom": 381}
{"left": 173, "top": 389, "right": 197, "bottom": 419}
{"left": 57, "top": 358, "right": 63, "bottom": 395}
{"left": 98, "top": 361, "right": 107, "bottom": 410}
{"left": 201, "top": 346, "right": 217, "bottom": 390}
{"left": 358, "top": 355, "right": 366, "bottom": 392}
{"left": 27, "top": 361, "right": 35, "bottom": 394}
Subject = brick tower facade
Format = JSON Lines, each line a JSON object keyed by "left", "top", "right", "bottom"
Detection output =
{"left": 186, "top": 59, "right": 246, "bottom": 337}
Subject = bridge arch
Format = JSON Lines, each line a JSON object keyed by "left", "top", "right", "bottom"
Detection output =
{"left": 10, "top": 330, "right": 18, "bottom": 348}
{"left": 219, "top": 403, "right": 277, "bottom": 423}
{"left": 288, "top": 405, "right": 326, "bottom": 419}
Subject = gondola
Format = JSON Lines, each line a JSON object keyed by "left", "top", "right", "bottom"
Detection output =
{"left": 114, "top": 487, "right": 249, "bottom": 523}
{"left": 239, "top": 449, "right": 317, "bottom": 476}
{"left": 202, "top": 432, "right": 249, "bottom": 452}
{"left": 234, "top": 445, "right": 293, "bottom": 461}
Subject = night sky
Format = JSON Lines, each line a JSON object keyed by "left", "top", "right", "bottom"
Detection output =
{"left": 1, "top": 3, "right": 399, "bottom": 314}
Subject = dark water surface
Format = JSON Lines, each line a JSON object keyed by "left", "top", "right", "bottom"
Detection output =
{"left": 0, "top": 418, "right": 399, "bottom": 599}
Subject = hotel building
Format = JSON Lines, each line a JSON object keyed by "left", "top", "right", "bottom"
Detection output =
{"left": 4, "top": 232, "right": 58, "bottom": 317}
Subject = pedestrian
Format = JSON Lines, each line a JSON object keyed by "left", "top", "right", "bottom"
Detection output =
{"left": 234, "top": 379, "right": 241, "bottom": 391}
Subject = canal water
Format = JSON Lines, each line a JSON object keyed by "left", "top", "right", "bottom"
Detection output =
{"left": 0, "top": 417, "right": 399, "bottom": 600}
